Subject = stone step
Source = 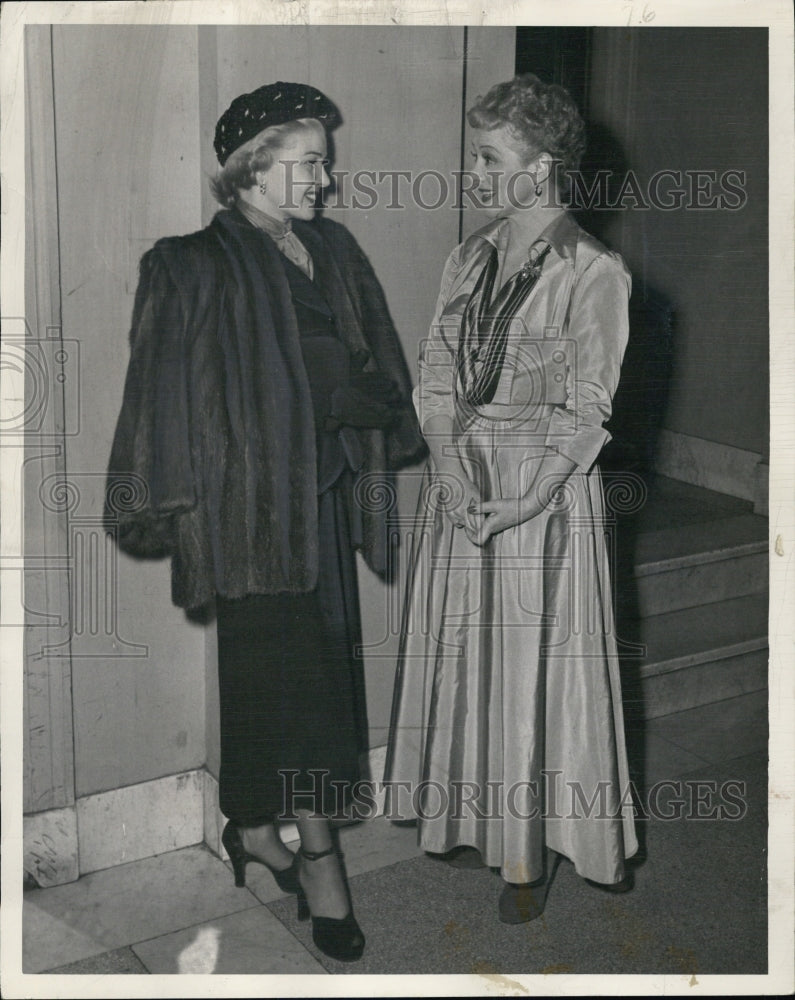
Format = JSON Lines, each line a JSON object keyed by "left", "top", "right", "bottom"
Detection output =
{"left": 619, "top": 592, "right": 768, "bottom": 720}
{"left": 638, "top": 646, "right": 767, "bottom": 720}
{"left": 620, "top": 513, "right": 768, "bottom": 617}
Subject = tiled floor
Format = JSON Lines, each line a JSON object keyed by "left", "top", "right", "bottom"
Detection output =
{"left": 21, "top": 689, "right": 769, "bottom": 978}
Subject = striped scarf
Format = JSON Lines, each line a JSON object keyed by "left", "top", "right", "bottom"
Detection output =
{"left": 457, "top": 242, "right": 552, "bottom": 406}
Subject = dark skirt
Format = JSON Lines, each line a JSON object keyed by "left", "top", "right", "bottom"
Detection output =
{"left": 216, "top": 476, "right": 365, "bottom": 825}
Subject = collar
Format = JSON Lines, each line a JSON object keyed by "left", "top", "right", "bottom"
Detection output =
{"left": 234, "top": 199, "right": 292, "bottom": 240}
{"left": 469, "top": 211, "right": 580, "bottom": 267}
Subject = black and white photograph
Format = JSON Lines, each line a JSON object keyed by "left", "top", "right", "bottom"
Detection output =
{"left": 1, "top": 1, "right": 793, "bottom": 995}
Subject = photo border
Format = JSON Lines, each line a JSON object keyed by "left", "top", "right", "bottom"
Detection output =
{"left": 2, "top": 2, "right": 792, "bottom": 996}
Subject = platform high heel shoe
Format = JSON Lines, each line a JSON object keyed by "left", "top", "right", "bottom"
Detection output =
{"left": 221, "top": 821, "right": 300, "bottom": 895}
{"left": 296, "top": 845, "right": 365, "bottom": 962}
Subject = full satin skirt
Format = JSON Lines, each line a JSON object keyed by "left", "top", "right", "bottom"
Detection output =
{"left": 384, "top": 415, "right": 638, "bottom": 884}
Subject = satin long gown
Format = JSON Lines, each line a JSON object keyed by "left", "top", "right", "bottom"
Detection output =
{"left": 384, "top": 212, "right": 639, "bottom": 885}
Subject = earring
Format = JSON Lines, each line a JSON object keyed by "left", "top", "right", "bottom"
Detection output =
{"left": 534, "top": 182, "right": 543, "bottom": 197}
{"left": 259, "top": 180, "right": 267, "bottom": 195}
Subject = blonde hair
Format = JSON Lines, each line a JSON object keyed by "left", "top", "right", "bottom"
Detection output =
{"left": 210, "top": 118, "right": 325, "bottom": 208}
{"left": 468, "top": 73, "right": 586, "bottom": 194}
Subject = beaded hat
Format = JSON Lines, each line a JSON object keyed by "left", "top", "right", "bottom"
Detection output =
{"left": 214, "top": 81, "right": 341, "bottom": 165}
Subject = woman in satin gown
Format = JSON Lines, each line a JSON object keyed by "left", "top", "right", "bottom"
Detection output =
{"left": 385, "top": 73, "right": 638, "bottom": 922}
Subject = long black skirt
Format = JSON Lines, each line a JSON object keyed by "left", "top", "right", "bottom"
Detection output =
{"left": 216, "top": 479, "right": 366, "bottom": 825}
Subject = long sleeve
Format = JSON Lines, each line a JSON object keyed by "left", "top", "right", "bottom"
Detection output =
{"left": 544, "top": 251, "right": 631, "bottom": 471}
{"left": 302, "top": 216, "right": 427, "bottom": 471}
{"left": 413, "top": 244, "right": 468, "bottom": 431}
{"left": 105, "top": 247, "right": 196, "bottom": 556}
{"left": 337, "top": 229, "right": 428, "bottom": 469}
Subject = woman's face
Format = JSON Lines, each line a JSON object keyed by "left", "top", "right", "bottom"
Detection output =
{"left": 469, "top": 125, "right": 541, "bottom": 216}
{"left": 258, "top": 123, "right": 330, "bottom": 222}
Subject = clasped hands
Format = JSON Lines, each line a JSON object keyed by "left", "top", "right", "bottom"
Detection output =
{"left": 440, "top": 469, "right": 546, "bottom": 547}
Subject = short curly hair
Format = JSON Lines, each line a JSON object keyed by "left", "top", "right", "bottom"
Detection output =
{"left": 467, "top": 73, "right": 586, "bottom": 190}
{"left": 210, "top": 117, "right": 325, "bottom": 208}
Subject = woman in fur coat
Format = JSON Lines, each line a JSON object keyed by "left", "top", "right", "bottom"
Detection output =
{"left": 105, "top": 81, "right": 425, "bottom": 962}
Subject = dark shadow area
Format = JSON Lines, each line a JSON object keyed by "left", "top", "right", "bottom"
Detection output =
{"left": 516, "top": 27, "right": 591, "bottom": 113}
{"left": 578, "top": 119, "right": 676, "bottom": 848}
{"left": 601, "top": 286, "right": 676, "bottom": 863}
{"left": 574, "top": 115, "right": 633, "bottom": 243}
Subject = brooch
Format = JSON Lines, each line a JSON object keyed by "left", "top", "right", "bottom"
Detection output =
{"left": 519, "top": 242, "right": 551, "bottom": 281}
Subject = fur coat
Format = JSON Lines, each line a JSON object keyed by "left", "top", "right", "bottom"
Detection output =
{"left": 105, "top": 209, "right": 426, "bottom": 611}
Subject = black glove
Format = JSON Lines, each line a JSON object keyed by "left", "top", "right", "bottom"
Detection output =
{"left": 326, "top": 371, "right": 403, "bottom": 430}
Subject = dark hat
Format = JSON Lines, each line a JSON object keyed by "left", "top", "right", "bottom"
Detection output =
{"left": 214, "top": 81, "right": 341, "bottom": 165}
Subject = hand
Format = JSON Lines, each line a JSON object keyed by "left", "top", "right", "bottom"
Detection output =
{"left": 326, "top": 372, "right": 403, "bottom": 430}
{"left": 433, "top": 464, "right": 481, "bottom": 536}
{"left": 469, "top": 494, "right": 545, "bottom": 546}
{"left": 469, "top": 459, "right": 577, "bottom": 545}
{"left": 348, "top": 371, "right": 403, "bottom": 405}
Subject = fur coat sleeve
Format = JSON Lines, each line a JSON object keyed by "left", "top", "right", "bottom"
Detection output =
{"left": 104, "top": 247, "right": 196, "bottom": 557}
{"left": 304, "top": 217, "right": 428, "bottom": 471}
{"left": 106, "top": 212, "right": 427, "bottom": 610}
